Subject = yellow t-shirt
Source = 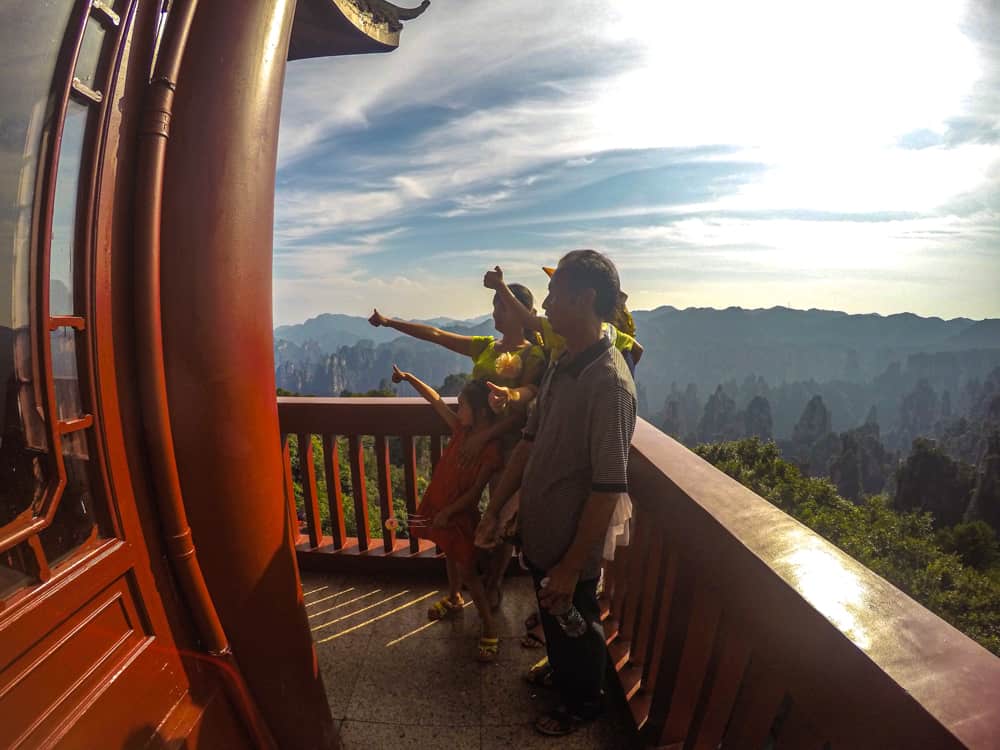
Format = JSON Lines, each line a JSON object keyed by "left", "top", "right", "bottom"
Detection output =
{"left": 468, "top": 336, "right": 546, "bottom": 387}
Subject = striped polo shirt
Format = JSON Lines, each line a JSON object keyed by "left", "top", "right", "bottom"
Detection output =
{"left": 518, "top": 336, "right": 637, "bottom": 579}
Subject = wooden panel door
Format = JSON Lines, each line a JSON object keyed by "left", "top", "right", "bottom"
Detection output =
{"left": 0, "top": 1, "right": 228, "bottom": 746}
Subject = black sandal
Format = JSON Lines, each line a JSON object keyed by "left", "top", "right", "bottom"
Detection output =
{"left": 534, "top": 706, "right": 592, "bottom": 737}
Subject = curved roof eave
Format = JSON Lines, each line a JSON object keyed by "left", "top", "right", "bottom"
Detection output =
{"left": 288, "top": 0, "right": 429, "bottom": 61}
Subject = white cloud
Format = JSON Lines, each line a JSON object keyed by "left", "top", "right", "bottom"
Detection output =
{"left": 273, "top": 0, "right": 1000, "bottom": 324}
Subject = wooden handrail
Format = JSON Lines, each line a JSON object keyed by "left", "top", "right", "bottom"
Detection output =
{"left": 277, "top": 397, "right": 1000, "bottom": 748}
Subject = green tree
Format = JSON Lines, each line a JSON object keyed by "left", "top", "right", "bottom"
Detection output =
{"left": 895, "top": 437, "right": 975, "bottom": 526}
{"left": 696, "top": 438, "right": 1000, "bottom": 656}
{"left": 438, "top": 372, "right": 472, "bottom": 396}
{"left": 938, "top": 521, "right": 1000, "bottom": 570}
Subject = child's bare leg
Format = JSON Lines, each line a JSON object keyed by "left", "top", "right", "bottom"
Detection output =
{"left": 460, "top": 563, "right": 496, "bottom": 638}
{"left": 445, "top": 556, "right": 463, "bottom": 604}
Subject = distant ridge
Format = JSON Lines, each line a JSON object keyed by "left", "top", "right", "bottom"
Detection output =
{"left": 272, "top": 306, "right": 1000, "bottom": 434}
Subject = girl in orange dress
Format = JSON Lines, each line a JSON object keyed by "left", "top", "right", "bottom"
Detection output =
{"left": 391, "top": 365, "right": 503, "bottom": 662}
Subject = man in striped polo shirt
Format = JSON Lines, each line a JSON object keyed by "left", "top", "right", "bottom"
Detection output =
{"left": 481, "top": 249, "right": 637, "bottom": 736}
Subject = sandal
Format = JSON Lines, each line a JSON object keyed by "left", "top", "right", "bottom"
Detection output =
{"left": 477, "top": 636, "right": 499, "bottom": 663}
{"left": 534, "top": 706, "right": 595, "bottom": 737}
{"left": 524, "top": 658, "right": 555, "bottom": 688}
{"left": 520, "top": 631, "right": 545, "bottom": 649}
{"left": 427, "top": 595, "right": 464, "bottom": 620}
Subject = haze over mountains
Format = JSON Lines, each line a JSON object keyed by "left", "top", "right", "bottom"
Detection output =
{"left": 273, "top": 305, "right": 1000, "bottom": 448}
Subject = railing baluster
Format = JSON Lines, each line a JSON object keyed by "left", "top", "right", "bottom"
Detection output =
{"left": 687, "top": 618, "right": 751, "bottom": 750}
{"left": 298, "top": 433, "right": 322, "bottom": 549}
{"left": 348, "top": 435, "right": 371, "bottom": 551}
{"left": 643, "top": 550, "right": 679, "bottom": 691}
{"left": 720, "top": 655, "right": 787, "bottom": 749}
{"left": 374, "top": 435, "right": 395, "bottom": 553}
{"left": 642, "top": 556, "right": 697, "bottom": 742}
{"left": 322, "top": 435, "right": 347, "bottom": 550}
{"left": 655, "top": 586, "right": 722, "bottom": 746}
{"left": 619, "top": 512, "right": 650, "bottom": 643}
{"left": 774, "top": 704, "right": 826, "bottom": 750}
{"left": 627, "top": 527, "right": 665, "bottom": 668}
{"left": 281, "top": 433, "right": 301, "bottom": 544}
{"left": 618, "top": 514, "right": 657, "bottom": 699}
{"left": 607, "top": 548, "right": 630, "bottom": 642}
{"left": 401, "top": 435, "right": 420, "bottom": 554}
{"left": 429, "top": 435, "right": 443, "bottom": 555}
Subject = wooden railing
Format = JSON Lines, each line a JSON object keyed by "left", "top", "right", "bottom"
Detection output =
{"left": 278, "top": 397, "right": 453, "bottom": 571}
{"left": 278, "top": 397, "right": 1000, "bottom": 749}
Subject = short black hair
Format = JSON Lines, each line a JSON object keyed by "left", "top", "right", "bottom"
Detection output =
{"left": 557, "top": 249, "right": 622, "bottom": 320}
{"left": 506, "top": 282, "right": 536, "bottom": 339}
{"left": 507, "top": 282, "right": 534, "bottom": 312}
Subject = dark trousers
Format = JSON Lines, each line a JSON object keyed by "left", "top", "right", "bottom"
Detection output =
{"left": 529, "top": 562, "right": 607, "bottom": 716}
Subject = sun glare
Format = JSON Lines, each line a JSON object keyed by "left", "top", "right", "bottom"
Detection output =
{"left": 601, "top": 0, "right": 980, "bottom": 152}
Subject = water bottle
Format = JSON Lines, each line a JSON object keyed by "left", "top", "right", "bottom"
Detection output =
{"left": 540, "top": 577, "right": 588, "bottom": 637}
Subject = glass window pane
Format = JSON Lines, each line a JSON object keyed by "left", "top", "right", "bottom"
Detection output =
{"left": 49, "top": 100, "right": 89, "bottom": 317}
{"left": 50, "top": 326, "right": 83, "bottom": 420}
{"left": 74, "top": 18, "right": 108, "bottom": 90}
{"left": 40, "top": 431, "right": 110, "bottom": 567}
{"left": 0, "top": 544, "right": 37, "bottom": 601}
{"left": 1, "top": 1, "right": 77, "bottom": 551}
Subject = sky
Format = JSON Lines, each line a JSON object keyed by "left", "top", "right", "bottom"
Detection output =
{"left": 273, "top": 0, "right": 1000, "bottom": 327}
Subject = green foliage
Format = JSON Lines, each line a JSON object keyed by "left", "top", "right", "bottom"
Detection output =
{"left": 895, "top": 437, "right": 976, "bottom": 526}
{"left": 438, "top": 372, "right": 472, "bottom": 396}
{"left": 938, "top": 522, "right": 1000, "bottom": 570}
{"left": 339, "top": 379, "right": 396, "bottom": 397}
{"left": 696, "top": 438, "right": 1000, "bottom": 656}
{"left": 286, "top": 434, "right": 430, "bottom": 542}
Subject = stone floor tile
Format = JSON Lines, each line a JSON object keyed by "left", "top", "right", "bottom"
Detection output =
{"left": 346, "top": 637, "right": 483, "bottom": 727}
{"left": 481, "top": 717, "right": 641, "bottom": 750}
{"left": 316, "top": 631, "right": 372, "bottom": 720}
{"left": 339, "top": 720, "right": 480, "bottom": 749}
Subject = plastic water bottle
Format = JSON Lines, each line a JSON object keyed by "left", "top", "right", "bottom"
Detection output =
{"left": 540, "top": 577, "right": 588, "bottom": 637}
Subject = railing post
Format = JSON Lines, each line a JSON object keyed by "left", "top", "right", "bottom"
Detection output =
{"left": 298, "top": 433, "right": 322, "bottom": 549}
{"left": 347, "top": 435, "right": 371, "bottom": 551}
{"left": 683, "top": 618, "right": 750, "bottom": 750}
{"left": 281, "top": 433, "right": 301, "bottom": 545}
{"left": 321, "top": 435, "right": 346, "bottom": 550}
{"left": 374, "top": 435, "right": 395, "bottom": 553}
{"left": 401, "top": 435, "right": 420, "bottom": 554}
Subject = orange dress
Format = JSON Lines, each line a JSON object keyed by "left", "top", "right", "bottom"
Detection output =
{"left": 412, "top": 426, "right": 502, "bottom": 566}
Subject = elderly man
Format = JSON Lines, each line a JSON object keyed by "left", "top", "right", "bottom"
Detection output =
{"left": 480, "top": 249, "right": 637, "bottom": 737}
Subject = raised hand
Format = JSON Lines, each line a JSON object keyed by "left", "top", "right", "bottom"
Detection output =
{"left": 485, "top": 380, "right": 511, "bottom": 414}
{"left": 483, "top": 265, "right": 504, "bottom": 290}
{"left": 474, "top": 512, "right": 500, "bottom": 549}
{"left": 369, "top": 308, "right": 389, "bottom": 327}
{"left": 391, "top": 364, "right": 408, "bottom": 383}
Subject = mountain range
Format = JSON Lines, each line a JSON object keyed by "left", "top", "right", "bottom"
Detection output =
{"left": 272, "top": 306, "right": 1000, "bottom": 441}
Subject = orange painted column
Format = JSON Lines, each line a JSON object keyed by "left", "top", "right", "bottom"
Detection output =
{"left": 158, "top": 1, "right": 337, "bottom": 748}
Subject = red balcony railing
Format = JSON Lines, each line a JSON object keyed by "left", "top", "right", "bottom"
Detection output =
{"left": 278, "top": 397, "right": 1000, "bottom": 748}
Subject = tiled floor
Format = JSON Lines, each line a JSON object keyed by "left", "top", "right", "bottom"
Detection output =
{"left": 301, "top": 569, "right": 641, "bottom": 749}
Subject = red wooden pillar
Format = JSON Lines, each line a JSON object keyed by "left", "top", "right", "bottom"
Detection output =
{"left": 158, "top": 1, "right": 336, "bottom": 748}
